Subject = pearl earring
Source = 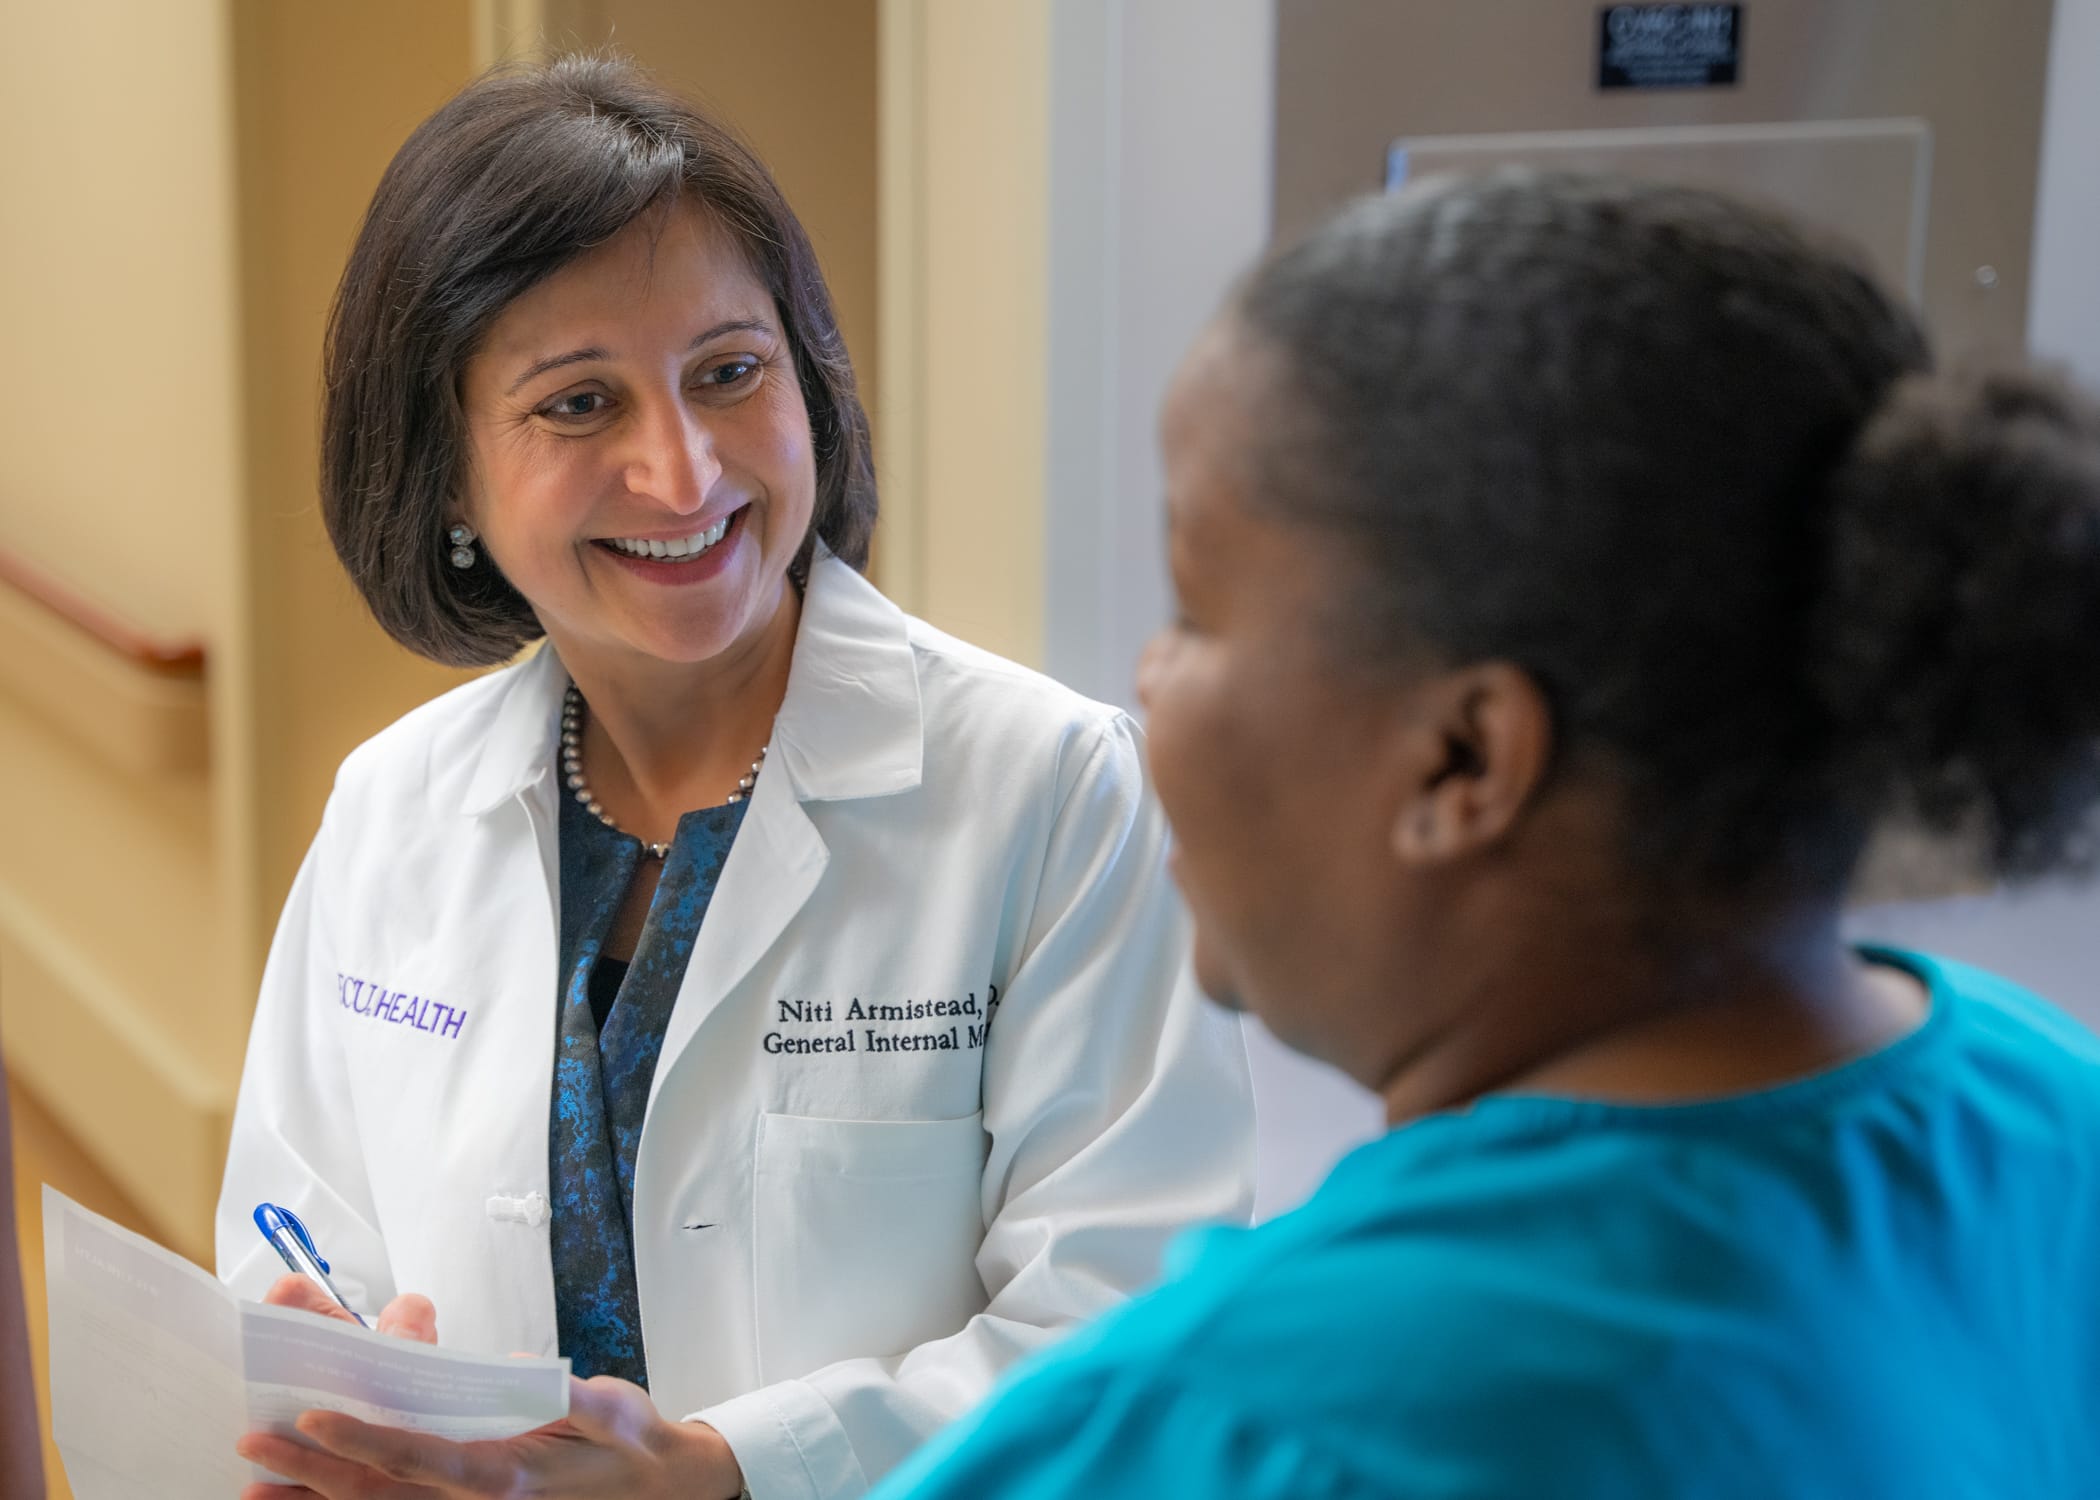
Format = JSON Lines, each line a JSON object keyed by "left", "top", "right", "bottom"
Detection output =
{"left": 447, "top": 523, "right": 478, "bottom": 569}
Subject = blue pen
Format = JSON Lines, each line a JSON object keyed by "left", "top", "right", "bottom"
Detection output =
{"left": 253, "top": 1203, "right": 369, "bottom": 1327}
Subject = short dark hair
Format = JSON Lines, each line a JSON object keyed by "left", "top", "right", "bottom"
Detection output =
{"left": 1235, "top": 171, "right": 2100, "bottom": 891}
{"left": 321, "top": 52, "right": 877, "bottom": 667}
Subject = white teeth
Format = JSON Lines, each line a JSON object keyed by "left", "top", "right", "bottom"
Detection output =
{"left": 606, "top": 516, "right": 734, "bottom": 560}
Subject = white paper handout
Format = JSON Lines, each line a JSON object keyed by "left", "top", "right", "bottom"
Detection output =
{"left": 42, "top": 1186, "right": 570, "bottom": 1500}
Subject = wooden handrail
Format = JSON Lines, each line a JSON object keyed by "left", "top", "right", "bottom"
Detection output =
{"left": 0, "top": 544, "right": 205, "bottom": 678}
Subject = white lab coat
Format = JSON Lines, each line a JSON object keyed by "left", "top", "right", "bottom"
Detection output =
{"left": 214, "top": 554, "right": 1255, "bottom": 1500}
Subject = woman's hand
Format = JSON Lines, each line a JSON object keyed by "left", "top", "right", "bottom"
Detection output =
{"left": 261, "top": 1273, "right": 439, "bottom": 1343}
{"left": 233, "top": 1375, "right": 746, "bottom": 1500}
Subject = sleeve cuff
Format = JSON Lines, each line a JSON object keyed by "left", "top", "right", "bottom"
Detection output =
{"left": 693, "top": 1379, "right": 871, "bottom": 1500}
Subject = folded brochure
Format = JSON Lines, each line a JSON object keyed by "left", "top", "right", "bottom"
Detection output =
{"left": 42, "top": 1185, "right": 569, "bottom": 1500}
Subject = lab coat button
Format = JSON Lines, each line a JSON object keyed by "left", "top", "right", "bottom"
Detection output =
{"left": 486, "top": 1192, "right": 551, "bottom": 1227}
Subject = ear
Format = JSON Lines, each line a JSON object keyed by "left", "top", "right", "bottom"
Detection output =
{"left": 1390, "top": 662, "right": 1554, "bottom": 865}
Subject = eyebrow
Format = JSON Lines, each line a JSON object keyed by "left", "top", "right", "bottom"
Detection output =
{"left": 505, "top": 317, "right": 777, "bottom": 395}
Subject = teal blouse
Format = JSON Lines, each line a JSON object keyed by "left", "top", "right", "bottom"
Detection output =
{"left": 546, "top": 781, "right": 748, "bottom": 1387}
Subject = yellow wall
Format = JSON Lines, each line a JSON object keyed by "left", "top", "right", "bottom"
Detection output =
{"left": 879, "top": 0, "right": 1050, "bottom": 667}
{"left": 0, "top": 1, "right": 491, "bottom": 1264}
{"left": 0, "top": 0, "right": 242, "bottom": 643}
{"left": 0, "top": 0, "right": 245, "bottom": 1261}
{"left": 881, "top": 0, "right": 1058, "bottom": 668}
{"left": 227, "top": 0, "right": 483, "bottom": 947}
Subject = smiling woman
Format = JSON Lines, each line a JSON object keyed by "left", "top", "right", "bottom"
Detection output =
{"left": 454, "top": 203, "right": 816, "bottom": 763}
{"left": 211, "top": 52, "right": 1253, "bottom": 1500}
{"left": 319, "top": 61, "right": 873, "bottom": 677}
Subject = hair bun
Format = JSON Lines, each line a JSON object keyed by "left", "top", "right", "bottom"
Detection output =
{"left": 1811, "top": 365, "right": 2100, "bottom": 877}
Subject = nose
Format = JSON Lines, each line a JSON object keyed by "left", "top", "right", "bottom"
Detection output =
{"left": 620, "top": 394, "right": 720, "bottom": 516}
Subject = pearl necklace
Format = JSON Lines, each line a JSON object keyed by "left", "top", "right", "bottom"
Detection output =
{"left": 559, "top": 684, "right": 766, "bottom": 859}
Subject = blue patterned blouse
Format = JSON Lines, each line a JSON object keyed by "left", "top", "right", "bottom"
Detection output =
{"left": 548, "top": 778, "right": 748, "bottom": 1388}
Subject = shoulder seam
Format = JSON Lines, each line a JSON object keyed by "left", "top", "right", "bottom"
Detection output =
{"left": 904, "top": 625, "right": 1125, "bottom": 724}
{"left": 1042, "top": 715, "right": 1131, "bottom": 832}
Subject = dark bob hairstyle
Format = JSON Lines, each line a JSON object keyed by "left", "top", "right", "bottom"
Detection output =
{"left": 320, "top": 52, "right": 877, "bottom": 668}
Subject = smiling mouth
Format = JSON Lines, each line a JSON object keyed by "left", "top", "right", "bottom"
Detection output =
{"left": 597, "top": 510, "right": 736, "bottom": 561}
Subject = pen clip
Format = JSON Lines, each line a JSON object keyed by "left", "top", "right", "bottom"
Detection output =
{"left": 254, "top": 1202, "right": 330, "bottom": 1275}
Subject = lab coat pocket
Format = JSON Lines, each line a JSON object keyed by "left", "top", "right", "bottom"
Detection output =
{"left": 753, "top": 1111, "right": 989, "bottom": 1383}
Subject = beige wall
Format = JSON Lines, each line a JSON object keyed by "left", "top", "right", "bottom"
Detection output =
{"left": 0, "top": 0, "right": 246, "bottom": 1258}
{"left": 879, "top": 0, "right": 1050, "bottom": 666}
{"left": 0, "top": 0, "right": 242, "bottom": 642}
{"left": 227, "top": 0, "right": 482, "bottom": 942}
{"left": 0, "top": 1, "right": 491, "bottom": 1257}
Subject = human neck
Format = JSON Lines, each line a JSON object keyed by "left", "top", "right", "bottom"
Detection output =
{"left": 1372, "top": 889, "right": 1924, "bottom": 1125}
{"left": 555, "top": 583, "right": 801, "bottom": 821}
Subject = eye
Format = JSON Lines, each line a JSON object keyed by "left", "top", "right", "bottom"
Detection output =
{"left": 538, "top": 390, "right": 610, "bottom": 422}
{"left": 697, "top": 358, "right": 761, "bottom": 392}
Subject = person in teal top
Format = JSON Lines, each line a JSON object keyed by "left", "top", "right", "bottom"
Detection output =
{"left": 882, "top": 949, "right": 2100, "bottom": 1497}
{"left": 874, "top": 172, "right": 2100, "bottom": 1498}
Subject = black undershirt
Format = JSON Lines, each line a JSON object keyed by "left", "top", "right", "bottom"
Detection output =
{"left": 589, "top": 957, "right": 630, "bottom": 1032}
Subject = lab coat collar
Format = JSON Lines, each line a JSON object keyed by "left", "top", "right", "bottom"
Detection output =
{"left": 460, "top": 645, "right": 565, "bottom": 817}
{"left": 770, "top": 552, "right": 924, "bottom": 802}
{"left": 457, "top": 551, "right": 922, "bottom": 818}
